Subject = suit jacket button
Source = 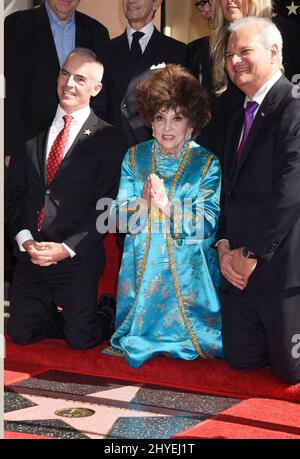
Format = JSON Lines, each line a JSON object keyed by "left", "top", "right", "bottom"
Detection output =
{"left": 228, "top": 191, "right": 232, "bottom": 197}
{"left": 46, "top": 189, "right": 50, "bottom": 195}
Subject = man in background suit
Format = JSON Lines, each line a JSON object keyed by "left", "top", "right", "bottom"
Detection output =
{"left": 217, "top": 17, "right": 300, "bottom": 384}
{"left": 5, "top": 48, "right": 128, "bottom": 349}
{"left": 99, "top": 0, "right": 187, "bottom": 147}
{"left": 4, "top": 0, "right": 109, "bottom": 165}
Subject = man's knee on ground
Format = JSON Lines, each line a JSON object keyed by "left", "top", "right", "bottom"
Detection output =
{"left": 64, "top": 319, "right": 106, "bottom": 350}
{"left": 7, "top": 321, "right": 45, "bottom": 345}
{"left": 64, "top": 328, "right": 104, "bottom": 350}
{"left": 271, "top": 360, "right": 300, "bottom": 385}
{"left": 65, "top": 337, "right": 100, "bottom": 350}
{"left": 223, "top": 342, "right": 268, "bottom": 370}
{"left": 224, "top": 352, "right": 252, "bottom": 370}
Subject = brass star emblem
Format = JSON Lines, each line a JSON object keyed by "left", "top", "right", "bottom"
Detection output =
{"left": 286, "top": 1, "right": 300, "bottom": 16}
{"left": 84, "top": 129, "right": 92, "bottom": 136}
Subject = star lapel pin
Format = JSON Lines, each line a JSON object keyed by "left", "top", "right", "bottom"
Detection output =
{"left": 286, "top": 1, "right": 300, "bottom": 16}
{"left": 84, "top": 129, "right": 92, "bottom": 136}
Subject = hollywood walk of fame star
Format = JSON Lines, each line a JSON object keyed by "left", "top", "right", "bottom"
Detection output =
{"left": 5, "top": 385, "right": 169, "bottom": 439}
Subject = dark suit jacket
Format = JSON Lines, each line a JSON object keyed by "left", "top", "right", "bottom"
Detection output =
{"left": 187, "top": 20, "right": 300, "bottom": 158}
{"left": 5, "top": 110, "right": 128, "bottom": 266}
{"left": 187, "top": 36, "right": 211, "bottom": 88}
{"left": 274, "top": 14, "right": 300, "bottom": 80}
{"left": 99, "top": 27, "right": 187, "bottom": 146}
{"left": 4, "top": 3, "right": 109, "bottom": 157}
{"left": 217, "top": 76, "right": 300, "bottom": 292}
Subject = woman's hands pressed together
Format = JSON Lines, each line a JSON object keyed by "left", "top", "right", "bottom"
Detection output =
{"left": 144, "top": 174, "right": 171, "bottom": 216}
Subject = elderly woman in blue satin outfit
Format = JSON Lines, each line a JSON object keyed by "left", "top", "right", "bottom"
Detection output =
{"left": 110, "top": 64, "right": 223, "bottom": 368}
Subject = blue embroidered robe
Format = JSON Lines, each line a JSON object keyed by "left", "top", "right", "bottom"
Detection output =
{"left": 110, "top": 140, "right": 223, "bottom": 368}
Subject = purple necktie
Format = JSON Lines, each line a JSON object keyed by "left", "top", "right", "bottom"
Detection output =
{"left": 236, "top": 101, "right": 259, "bottom": 162}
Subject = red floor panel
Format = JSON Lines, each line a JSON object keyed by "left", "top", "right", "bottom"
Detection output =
{"left": 5, "top": 362, "right": 50, "bottom": 385}
{"left": 5, "top": 431, "right": 58, "bottom": 440}
{"left": 6, "top": 335, "right": 300, "bottom": 402}
{"left": 172, "top": 398, "right": 300, "bottom": 439}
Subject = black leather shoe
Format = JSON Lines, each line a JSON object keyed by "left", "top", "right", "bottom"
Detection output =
{"left": 97, "top": 293, "right": 116, "bottom": 341}
{"left": 99, "top": 293, "right": 116, "bottom": 310}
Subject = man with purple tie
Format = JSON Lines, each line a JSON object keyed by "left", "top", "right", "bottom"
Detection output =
{"left": 217, "top": 17, "right": 300, "bottom": 384}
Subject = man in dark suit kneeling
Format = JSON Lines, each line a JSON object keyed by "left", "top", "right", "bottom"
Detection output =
{"left": 217, "top": 17, "right": 300, "bottom": 384}
{"left": 5, "top": 48, "right": 128, "bottom": 349}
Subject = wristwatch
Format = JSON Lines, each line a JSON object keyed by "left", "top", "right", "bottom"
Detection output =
{"left": 242, "top": 247, "right": 257, "bottom": 259}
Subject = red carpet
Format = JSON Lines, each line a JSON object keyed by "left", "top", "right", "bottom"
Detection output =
{"left": 4, "top": 432, "right": 58, "bottom": 440}
{"left": 5, "top": 362, "right": 50, "bottom": 385}
{"left": 172, "top": 398, "right": 300, "bottom": 439}
{"left": 5, "top": 335, "right": 300, "bottom": 403}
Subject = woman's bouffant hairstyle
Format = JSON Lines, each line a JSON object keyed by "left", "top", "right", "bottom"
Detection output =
{"left": 135, "top": 64, "right": 211, "bottom": 137}
{"left": 209, "top": 0, "right": 273, "bottom": 94}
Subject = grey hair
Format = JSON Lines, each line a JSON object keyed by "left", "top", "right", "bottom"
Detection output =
{"left": 228, "top": 17, "right": 283, "bottom": 68}
{"left": 64, "top": 47, "right": 104, "bottom": 83}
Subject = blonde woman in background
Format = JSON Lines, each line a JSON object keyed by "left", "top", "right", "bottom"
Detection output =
{"left": 209, "top": 0, "right": 272, "bottom": 95}
{"left": 187, "top": 0, "right": 300, "bottom": 158}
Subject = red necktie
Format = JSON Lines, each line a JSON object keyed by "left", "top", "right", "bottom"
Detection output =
{"left": 38, "top": 114, "right": 73, "bottom": 231}
{"left": 236, "top": 101, "right": 259, "bottom": 162}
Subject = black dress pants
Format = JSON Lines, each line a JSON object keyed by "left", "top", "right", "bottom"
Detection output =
{"left": 221, "top": 285, "right": 300, "bottom": 384}
{"left": 8, "top": 252, "right": 108, "bottom": 350}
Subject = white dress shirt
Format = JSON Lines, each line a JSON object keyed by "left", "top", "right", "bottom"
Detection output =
{"left": 243, "top": 70, "right": 282, "bottom": 117}
{"left": 126, "top": 21, "right": 154, "bottom": 53}
{"left": 15, "top": 104, "right": 91, "bottom": 258}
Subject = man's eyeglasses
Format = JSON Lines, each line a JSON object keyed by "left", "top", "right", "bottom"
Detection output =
{"left": 195, "top": 0, "right": 211, "bottom": 11}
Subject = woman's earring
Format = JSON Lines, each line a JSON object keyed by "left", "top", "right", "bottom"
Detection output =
{"left": 185, "top": 129, "right": 192, "bottom": 142}
{"left": 152, "top": 129, "right": 156, "bottom": 139}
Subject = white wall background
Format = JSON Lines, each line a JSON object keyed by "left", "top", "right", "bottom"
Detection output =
{"left": 4, "top": 0, "right": 32, "bottom": 17}
{"left": 4, "top": 1, "right": 208, "bottom": 43}
{"left": 78, "top": 0, "right": 161, "bottom": 39}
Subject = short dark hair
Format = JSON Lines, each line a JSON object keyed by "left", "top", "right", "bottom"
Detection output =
{"left": 135, "top": 64, "right": 211, "bottom": 137}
